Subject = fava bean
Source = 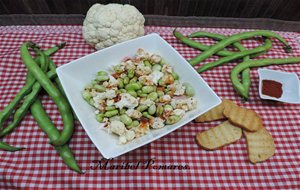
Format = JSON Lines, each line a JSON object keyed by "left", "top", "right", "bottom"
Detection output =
{"left": 96, "top": 113, "right": 104, "bottom": 122}
{"left": 125, "top": 83, "right": 142, "bottom": 91}
{"left": 127, "top": 90, "right": 137, "bottom": 97}
{"left": 126, "top": 120, "right": 139, "bottom": 129}
{"left": 128, "top": 69, "right": 135, "bottom": 79}
{"left": 82, "top": 90, "right": 92, "bottom": 101}
{"left": 152, "top": 64, "right": 162, "bottom": 71}
{"left": 183, "top": 82, "right": 195, "bottom": 97}
{"left": 137, "top": 105, "right": 148, "bottom": 112}
{"left": 156, "top": 105, "right": 164, "bottom": 116}
{"left": 171, "top": 72, "right": 179, "bottom": 80}
{"left": 148, "top": 105, "right": 156, "bottom": 115}
{"left": 96, "top": 75, "right": 109, "bottom": 82}
{"left": 142, "top": 112, "right": 154, "bottom": 119}
{"left": 160, "top": 58, "right": 167, "bottom": 65}
{"left": 104, "top": 110, "right": 118, "bottom": 117}
{"left": 93, "top": 84, "right": 106, "bottom": 92}
{"left": 129, "top": 77, "right": 137, "bottom": 83}
{"left": 166, "top": 115, "right": 181, "bottom": 125}
{"left": 113, "top": 65, "right": 123, "bottom": 73}
{"left": 120, "top": 114, "right": 133, "bottom": 126}
{"left": 142, "top": 86, "right": 156, "bottom": 94}
{"left": 120, "top": 108, "right": 126, "bottom": 115}
{"left": 105, "top": 106, "right": 116, "bottom": 111}
{"left": 144, "top": 60, "right": 151, "bottom": 67}
{"left": 97, "top": 71, "right": 108, "bottom": 76}
{"left": 147, "top": 92, "right": 158, "bottom": 101}
{"left": 118, "top": 78, "right": 124, "bottom": 88}
{"left": 123, "top": 77, "right": 130, "bottom": 85}
{"left": 157, "top": 91, "right": 164, "bottom": 97}
{"left": 164, "top": 104, "right": 173, "bottom": 111}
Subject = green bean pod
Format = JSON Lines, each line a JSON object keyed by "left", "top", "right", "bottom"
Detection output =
{"left": 0, "top": 141, "right": 24, "bottom": 152}
{"left": 0, "top": 50, "right": 49, "bottom": 137}
{"left": 188, "top": 31, "right": 259, "bottom": 97}
{"left": 173, "top": 29, "right": 233, "bottom": 57}
{"left": 197, "top": 39, "right": 272, "bottom": 73}
{"left": 30, "top": 99, "right": 82, "bottom": 173}
{"left": 20, "top": 42, "right": 74, "bottom": 146}
{"left": 188, "top": 30, "right": 291, "bottom": 66}
{"left": 0, "top": 43, "right": 65, "bottom": 131}
{"left": 231, "top": 57, "right": 300, "bottom": 99}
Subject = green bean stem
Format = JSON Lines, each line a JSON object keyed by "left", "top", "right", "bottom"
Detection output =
{"left": 188, "top": 30, "right": 291, "bottom": 66}
{"left": 231, "top": 57, "right": 300, "bottom": 99}
{"left": 30, "top": 99, "right": 82, "bottom": 173}
{"left": 20, "top": 42, "right": 74, "bottom": 146}
{"left": 0, "top": 43, "right": 66, "bottom": 131}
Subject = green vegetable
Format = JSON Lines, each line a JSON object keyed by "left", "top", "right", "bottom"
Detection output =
{"left": 0, "top": 141, "right": 24, "bottom": 152}
{"left": 187, "top": 30, "right": 291, "bottom": 66}
{"left": 30, "top": 99, "right": 82, "bottom": 173}
{"left": 20, "top": 42, "right": 74, "bottom": 146}
{"left": 166, "top": 115, "right": 181, "bottom": 125}
{"left": 0, "top": 43, "right": 65, "bottom": 131}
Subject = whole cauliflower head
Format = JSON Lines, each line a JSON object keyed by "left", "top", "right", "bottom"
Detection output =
{"left": 83, "top": 3, "right": 145, "bottom": 50}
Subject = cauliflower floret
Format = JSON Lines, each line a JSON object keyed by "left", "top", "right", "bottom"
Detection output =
{"left": 168, "top": 81, "right": 186, "bottom": 96}
{"left": 136, "top": 48, "right": 150, "bottom": 59}
{"left": 162, "top": 64, "right": 173, "bottom": 73}
{"left": 149, "top": 54, "right": 162, "bottom": 63}
{"left": 121, "top": 60, "right": 136, "bottom": 70}
{"left": 136, "top": 49, "right": 162, "bottom": 63}
{"left": 149, "top": 71, "right": 163, "bottom": 85}
{"left": 108, "top": 75, "right": 119, "bottom": 87}
{"left": 172, "top": 109, "right": 185, "bottom": 118}
{"left": 109, "top": 121, "right": 136, "bottom": 144}
{"left": 138, "top": 75, "right": 154, "bottom": 86}
{"left": 159, "top": 95, "right": 171, "bottom": 103}
{"left": 171, "top": 97, "right": 197, "bottom": 111}
{"left": 150, "top": 117, "right": 165, "bottom": 129}
{"left": 115, "top": 93, "right": 139, "bottom": 109}
{"left": 106, "top": 99, "right": 114, "bottom": 106}
{"left": 93, "top": 90, "right": 116, "bottom": 109}
{"left": 109, "top": 120, "right": 127, "bottom": 136}
{"left": 125, "top": 109, "right": 142, "bottom": 119}
{"left": 119, "top": 130, "right": 136, "bottom": 144}
{"left": 135, "top": 63, "right": 152, "bottom": 76}
{"left": 83, "top": 3, "right": 145, "bottom": 50}
{"left": 140, "top": 99, "right": 155, "bottom": 107}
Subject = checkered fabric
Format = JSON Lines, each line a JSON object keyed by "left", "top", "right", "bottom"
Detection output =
{"left": 0, "top": 25, "right": 299, "bottom": 189}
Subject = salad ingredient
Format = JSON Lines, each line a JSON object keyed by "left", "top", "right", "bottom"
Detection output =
{"left": 82, "top": 3, "right": 145, "bottom": 50}
{"left": 82, "top": 49, "right": 197, "bottom": 144}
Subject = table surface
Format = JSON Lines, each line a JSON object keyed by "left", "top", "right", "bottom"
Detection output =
{"left": 0, "top": 25, "right": 299, "bottom": 189}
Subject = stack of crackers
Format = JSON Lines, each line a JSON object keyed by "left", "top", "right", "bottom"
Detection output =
{"left": 195, "top": 99, "right": 275, "bottom": 164}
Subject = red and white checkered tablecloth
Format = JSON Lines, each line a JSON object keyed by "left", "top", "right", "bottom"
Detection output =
{"left": 0, "top": 25, "right": 300, "bottom": 189}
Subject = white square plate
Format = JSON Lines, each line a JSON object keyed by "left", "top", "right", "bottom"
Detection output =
{"left": 57, "top": 33, "right": 221, "bottom": 158}
{"left": 258, "top": 68, "right": 300, "bottom": 103}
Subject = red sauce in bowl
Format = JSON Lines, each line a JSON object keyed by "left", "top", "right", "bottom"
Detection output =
{"left": 262, "top": 80, "right": 283, "bottom": 98}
